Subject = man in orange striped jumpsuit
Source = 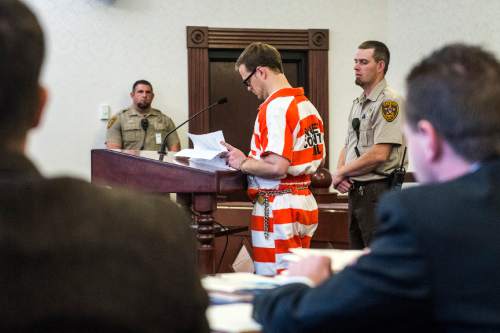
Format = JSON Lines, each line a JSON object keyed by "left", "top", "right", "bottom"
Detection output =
{"left": 222, "top": 42, "right": 325, "bottom": 275}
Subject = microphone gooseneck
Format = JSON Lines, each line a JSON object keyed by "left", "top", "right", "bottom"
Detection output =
{"left": 158, "top": 97, "right": 228, "bottom": 161}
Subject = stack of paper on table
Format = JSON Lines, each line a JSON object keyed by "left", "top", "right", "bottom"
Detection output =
{"left": 202, "top": 272, "right": 314, "bottom": 305}
{"left": 203, "top": 273, "right": 269, "bottom": 332}
{"left": 285, "top": 248, "right": 366, "bottom": 273}
{"left": 202, "top": 273, "right": 280, "bottom": 294}
{"left": 203, "top": 273, "right": 312, "bottom": 332}
{"left": 206, "top": 303, "right": 261, "bottom": 333}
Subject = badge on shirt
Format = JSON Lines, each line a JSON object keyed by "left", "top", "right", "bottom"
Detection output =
{"left": 381, "top": 100, "right": 399, "bottom": 122}
{"left": 155, "top": 132, "right": 162, "bottom": 144}
{"left": 106, "top": 115, "right": 117, "bottom": 129}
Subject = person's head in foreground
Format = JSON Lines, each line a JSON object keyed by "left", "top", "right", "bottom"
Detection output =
{"left": 0, "top": 1, "right": 209, "bottom": 332}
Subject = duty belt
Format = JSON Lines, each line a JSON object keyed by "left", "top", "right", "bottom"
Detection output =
{"left": 256, "top": 185, "right": 309, "bottom": 240}
{"left": 351, "top": 178, "right": 389, "bottom": 187}
{"left": 351, "top": 178, "right": 389, "bottom": 196}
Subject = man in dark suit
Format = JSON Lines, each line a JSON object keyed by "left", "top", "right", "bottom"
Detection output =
{"left": 0, "top": 1, "right": 208, "bottom": 332}
{"left": 252, "top": 44, "right": 500, "bottom": 332}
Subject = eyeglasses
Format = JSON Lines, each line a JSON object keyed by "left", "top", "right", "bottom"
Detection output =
{"left": 242, "top": 67, "right": 258, "bottom": 87}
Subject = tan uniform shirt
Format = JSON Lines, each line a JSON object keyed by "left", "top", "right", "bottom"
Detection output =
{"left": 344, "top": 79, "right": 407, "bottom": 182}
{"left": 106, "top": 106, "right": 180, "bottom": 151}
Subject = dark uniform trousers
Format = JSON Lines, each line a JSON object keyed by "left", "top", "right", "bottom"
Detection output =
{"left": 348, "top": 179, "right": 391, "bottom": 249}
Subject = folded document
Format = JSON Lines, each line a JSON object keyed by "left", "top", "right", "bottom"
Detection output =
{"left": 175, "top": 130, "right": 226, "bottom": 159}
{"left": 175, "top": 130, "right": 232, "bottom": 169}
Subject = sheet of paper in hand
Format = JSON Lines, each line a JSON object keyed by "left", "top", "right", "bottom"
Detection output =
{"left": 175, "top": 130, "right": 232, "bottom": 170}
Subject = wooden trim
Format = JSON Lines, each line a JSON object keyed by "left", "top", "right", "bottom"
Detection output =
{"left": 308, "top": 49, "right": 329, "bottom": 157}
{"left": 187, "top": 47, "right": 209, "bottom": 135}
{"left": 185, "top": 27, "right": 329, "bottom": 50}
{"left": 308, "top": 29, "right": 329, "bottom": 50}
{"left": 187, "top": 26, "right": 208, "bottom": 48}
{"left": 207, "top": 28, "right": 309, "bottom": 49}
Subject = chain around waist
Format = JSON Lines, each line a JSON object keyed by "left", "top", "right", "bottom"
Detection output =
{"left": 251, "top": 182, "right": 310, "bottom": 193}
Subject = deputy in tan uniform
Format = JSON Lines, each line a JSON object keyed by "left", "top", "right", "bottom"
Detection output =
{"left": 333, "top": 41, "right": 407, "bottom": 249}
{"left": 106, "top": 80, "right": 180, "bottom": 151}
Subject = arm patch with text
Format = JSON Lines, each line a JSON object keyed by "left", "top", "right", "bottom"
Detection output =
{"left": 381, "top": 100, "right": 399, "bottom": 122}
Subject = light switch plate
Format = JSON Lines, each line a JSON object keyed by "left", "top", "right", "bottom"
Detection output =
{"left": 99, "top": 104, "right": 111, "bottom": 120}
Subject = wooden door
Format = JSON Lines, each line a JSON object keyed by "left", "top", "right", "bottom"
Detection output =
{"left": 208, "top": 50, "right": 306, "bottom": 153}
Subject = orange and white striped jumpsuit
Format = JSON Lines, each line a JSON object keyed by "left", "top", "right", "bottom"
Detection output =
{"left": 247, "top": 87, "right": 325, "bottom": 275}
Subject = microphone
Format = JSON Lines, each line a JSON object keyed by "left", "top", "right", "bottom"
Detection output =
{"left": 352, "top": 118, "right": 361, "bottom": 157}
{"left": 140, "top": 118, "right": 149, "bottom": 149}
{"left": 141, "top": 118, "right": 149, "bottom": 131}
{"left": 158, "top": 97, "right": 228, "bottom": 161}
{"left": 352, "top": 118, "right": 360, "bottom": 140}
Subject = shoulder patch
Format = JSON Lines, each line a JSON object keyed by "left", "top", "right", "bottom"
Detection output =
{"left": 107, "top": 115, "right": 118, "bottom": 129}
{"left": 381, "top": 100, "right": 399, "bottom": 122}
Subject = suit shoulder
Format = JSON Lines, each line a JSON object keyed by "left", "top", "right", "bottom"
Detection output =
{"left": 47, "top": 178, "right": 195, "bottom": 246}
{"left": 377, "top": 186, "right": 429, "bottom": 225}
{"left": 377, "top": 181, "right": 462, "bottom": 233}
{"left": 46, "top": 178, "right": 187, "bottom": 223}
{"left": 379, "top": 185, "right": 432, "bottom": 213}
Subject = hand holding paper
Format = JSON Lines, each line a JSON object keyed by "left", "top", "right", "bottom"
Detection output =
{"left": 220, "top": 141, "right": 246, "bottom": 170}
{"left": 175, "top": 130, "right": 227, "bottom": 160}
{"left": 174, "top": 131, "right": 233, "bottom": 170}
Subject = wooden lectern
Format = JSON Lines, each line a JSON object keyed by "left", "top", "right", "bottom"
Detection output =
{"left": 90, "top": 149, "right": 246, "bottom": 274}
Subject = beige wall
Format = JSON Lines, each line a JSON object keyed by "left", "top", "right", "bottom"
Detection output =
{"left": 23, "top": 0, "right": 500, "bottom": 179}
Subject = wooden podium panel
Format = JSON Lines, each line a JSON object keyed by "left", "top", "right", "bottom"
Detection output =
{"left": 91, "top": 149, "right": 246, "bottom": 274}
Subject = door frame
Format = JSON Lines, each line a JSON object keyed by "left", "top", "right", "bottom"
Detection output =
{"left": 186, "top": 26, "right": 329, "bottom": 164}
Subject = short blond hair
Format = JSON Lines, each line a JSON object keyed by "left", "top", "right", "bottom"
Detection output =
{"left": 235, "top": 42, "right": 284, "bottom": 73}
